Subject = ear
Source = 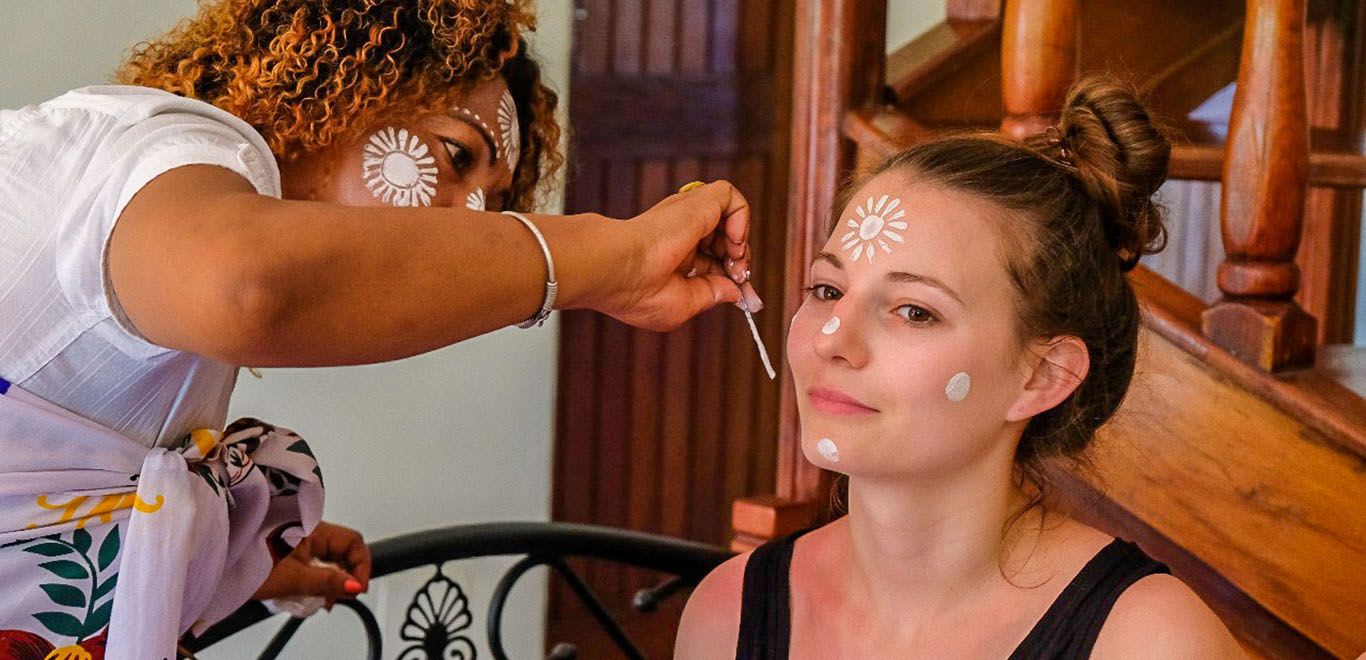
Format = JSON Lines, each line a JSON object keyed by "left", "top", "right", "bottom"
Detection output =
{"left": 1005, "top": 336, "right": 1090, "bottom": 423}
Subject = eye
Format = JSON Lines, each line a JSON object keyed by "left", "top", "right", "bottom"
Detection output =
{"left": 442, "top": 140, "right": 475, "bottom": 174}
{"left": 895, "top": 304, "right": 938, "bottom": 326}
{"left": 803, "top": 284, "right": 842, "bottom": 302}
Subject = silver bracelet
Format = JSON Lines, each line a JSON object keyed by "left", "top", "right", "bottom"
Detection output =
{"left": 502, "top": 211, "right": 558, "bottom": 328}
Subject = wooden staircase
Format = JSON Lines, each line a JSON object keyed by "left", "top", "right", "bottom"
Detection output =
{"left": 735, "top": 1, "right": 1366, "bottom": 658}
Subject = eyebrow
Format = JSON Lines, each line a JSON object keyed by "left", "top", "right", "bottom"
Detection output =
{"left": 814, "top": 250, "right": 965, "bottom": 306}
{"left": 451, "top": 114, "right": 500, "bottom": 166}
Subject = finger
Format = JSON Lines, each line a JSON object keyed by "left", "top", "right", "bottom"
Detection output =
{"left": 684, "top": 253, "right": 726, "bottom": 278}
{"left": 293, "top": 564, "right": 353, "bottom": 602}
{"left": 737, "top": 280, "right": 764, "bottom": 313}
{"left": 691, "top": 273, "right": 741, "bottom": 315}
{"left": 705, "top": 180, "right": 751, "bottom": 247}
{"left": 682, "top": 181, "right": 749, "bottom": 248}
{"left": 346, "top": 537, "right": 372, "bottom": 591}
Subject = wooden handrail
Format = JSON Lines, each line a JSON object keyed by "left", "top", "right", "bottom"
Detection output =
{"left": 1171, "top": 142, "right": 1366, "bottom": 188}
{"left": 1201, "top": 0, "right": 1319, "bottom": 372}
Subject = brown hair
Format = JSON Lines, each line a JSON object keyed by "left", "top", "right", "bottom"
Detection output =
{"left": 116, "top": 0, "right": 562, "bottom": 211}
{"left": 824, "top": 76, "right": 1171, "bottom": 531}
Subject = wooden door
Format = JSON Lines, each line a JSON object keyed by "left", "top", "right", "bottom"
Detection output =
{"left": 549, "top": 0, "right": 795, "bottom": 654}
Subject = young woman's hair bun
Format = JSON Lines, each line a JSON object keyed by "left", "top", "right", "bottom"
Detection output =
{"left": 1056, "top": 76, "right": 1171, "bottom": 271}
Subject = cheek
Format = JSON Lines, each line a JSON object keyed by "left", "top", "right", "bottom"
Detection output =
{"left": 784, "top": 304, "right": 824, "bottom": 380}
{"left": 325, "top": 129, "right": 465, "bottom": 208}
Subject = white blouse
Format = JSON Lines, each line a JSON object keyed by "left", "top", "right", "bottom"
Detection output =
{"left": 0, "top": 85, "right": 281, "bottom": 448}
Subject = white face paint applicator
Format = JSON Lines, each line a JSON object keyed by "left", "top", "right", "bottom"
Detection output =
{"left": 741, "top": 299, "right": 777, "bottom": 381}
{"left": 680, "top": 180, "right": 776, "bottom": 381}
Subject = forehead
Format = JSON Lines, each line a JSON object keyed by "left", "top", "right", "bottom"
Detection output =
{"left": 823, "top": 172, "right": 1012, "bottom": 297}
{"left": 452, "top": 76, "right": 510, "bottom": 115}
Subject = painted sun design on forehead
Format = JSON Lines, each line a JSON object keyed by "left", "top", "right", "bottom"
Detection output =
{"left": 362, "top": 127, "right": 438, "bottom": 207}
{"left": 840, "top": 194, "right": 908, "bottom": 263}
{"left": 497, "top": 89, "right": 521, "bottom": 172}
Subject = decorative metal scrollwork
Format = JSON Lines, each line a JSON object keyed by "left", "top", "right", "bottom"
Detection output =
{"left": 397, "top": 566, "right": 477, "bottom": 660}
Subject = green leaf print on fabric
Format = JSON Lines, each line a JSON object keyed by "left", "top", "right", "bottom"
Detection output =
{"left": 31, "top": 612, "right": 82, "bottom": 639}
{"left": 38, "top": 560, "right": 88, "bottom": 580}
{"left": 82, "top": 602, "right": 111, "bottom": 639}
{"left": 96, "top": 526, "right": 119, "bottom": 572}
{"left": 15, "top": 526, "right": 121, "bottom": 645}
{"left": 92, "top": 575, "right": 117, "bottom": 601}
{"left": 20, "top": 542, "right": 72, "bottom": 557}
{"left": 37, "top": 584, "right": 85, "bottom": 609}
{"left": 71, "top": 528, "right": 92, "bottom": 555}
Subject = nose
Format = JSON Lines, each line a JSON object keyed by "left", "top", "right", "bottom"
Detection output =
{"left": 811, "top": 300, "right": 868, "bottom": 369}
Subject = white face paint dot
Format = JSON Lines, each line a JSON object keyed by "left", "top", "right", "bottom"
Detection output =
{"left": 840, "top": 194, "right": 909, "bottom": 264}
{"left": 465, "top": 187, "right": 486, "bottom": 211}
{"left": 816, "top": 437, "right": 840, "bottom": 463}
{"left": 945, "top": 371, "right": 971, "bottom": 402}
{"left": 821, "top": 316, "right": 841, "bottom": 335}
{"left": 362, "top": 127, "right": 438, "bottom": 207}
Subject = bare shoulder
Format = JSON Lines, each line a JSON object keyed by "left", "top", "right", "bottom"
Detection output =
{"left": 674, "top": 551, "right": 749, "bottom": 660}
{"left": 1092, "top": 573, "right": 1247, "bottom": 659}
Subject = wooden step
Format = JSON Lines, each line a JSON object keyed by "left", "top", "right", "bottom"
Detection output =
{"left": 1046, "top": 267, "right": 1366, "bottom": 658}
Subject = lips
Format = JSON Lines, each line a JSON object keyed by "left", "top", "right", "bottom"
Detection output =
{"left": 806, "top": 387, "right": 879, "bottom": 415}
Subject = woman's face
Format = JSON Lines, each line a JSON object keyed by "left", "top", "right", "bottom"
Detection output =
{"left": 281, "top": 76, "right": 519, "bottom": 211}
{"left": 787, "top": 173, "right": 1035, "bottom": 480}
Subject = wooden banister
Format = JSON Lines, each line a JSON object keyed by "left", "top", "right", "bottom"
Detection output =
{"left": 1000, "top": 0, "right": 1079, "bottom": 138}
{"left": 1171, "top": 142, "right": 1366, "bottom": 188}
{"left": 1201, "top": 0, "right": 1319, "bottom": 372}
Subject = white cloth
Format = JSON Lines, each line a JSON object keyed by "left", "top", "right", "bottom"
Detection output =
{"left": 0, "top": 85, "right": 281, "bottom": 449}
{"left": 0, "top": 383, "right": 324, "bottom": 659}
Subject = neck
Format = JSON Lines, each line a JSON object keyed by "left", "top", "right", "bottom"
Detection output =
{"left": 837, "top": 432, "right": 1037, "bottom": 621}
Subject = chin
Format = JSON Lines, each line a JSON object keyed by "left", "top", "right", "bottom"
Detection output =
{"left": 798, "top": 431, "right": 852, "bottom": 472}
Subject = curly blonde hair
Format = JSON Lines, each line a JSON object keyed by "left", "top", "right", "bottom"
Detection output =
{"left": 117, "top": 0, "right": 562, "bottom": 211}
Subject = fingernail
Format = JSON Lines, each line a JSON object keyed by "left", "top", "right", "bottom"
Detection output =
{"left": 744, "top": 291, "right": 764, "bottom": 313}
{"left": 344, "top": 579, "right": 363, "bottom": 595}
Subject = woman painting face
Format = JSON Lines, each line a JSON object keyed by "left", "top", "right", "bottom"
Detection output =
{"left": 786, "top": 172, "right": 1040, "bottom": 480}
{"left": 281, "top": 77, "right": 518, "bottom": 212}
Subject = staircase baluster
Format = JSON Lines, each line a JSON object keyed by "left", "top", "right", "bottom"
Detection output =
{"left": 1202, "top": 0, "right": 1318, "bottom": 372}
{"left": 1000, "top": 0, "right": 1079, "bottom": 139}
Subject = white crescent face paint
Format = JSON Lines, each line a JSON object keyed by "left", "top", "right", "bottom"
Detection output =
{"left": 821, "top": 315, "right": 841, "bottom": 335}
{"left": 465, "top": 187, "right": 486, "bottom": 211}
{"left": 496, "top": 89, "right": 521, "bottom": 173}
{"left": 362, "top": 127, "right": 438, "bottom": 207}
{"left": 945, "top": 371, "right": 971, "bottom": 402}
{"left": 816, "top": 437, "right": 840, "bottom": 462}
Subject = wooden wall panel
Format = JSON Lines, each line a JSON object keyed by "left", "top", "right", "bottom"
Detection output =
{"left": 548, "top": 0, "right": 795, "bottom": 652}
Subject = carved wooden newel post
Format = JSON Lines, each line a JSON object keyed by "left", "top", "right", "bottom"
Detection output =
{"left": 1000, "top": 0, "right": 1079, "bottom": 139}
{"left": 1202, "top": 0, "right": 1318, "bottom": 372}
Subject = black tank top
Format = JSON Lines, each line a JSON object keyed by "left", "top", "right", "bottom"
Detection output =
{"left": 735, "top": 529, "right": 1170, "bottom": 659}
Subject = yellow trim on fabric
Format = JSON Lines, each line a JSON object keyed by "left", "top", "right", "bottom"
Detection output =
{"left": 27, "top": 491, "right": 164, "bottom": 530}
{"left": 191, "top": 428, "right": 219, "bottom": 457}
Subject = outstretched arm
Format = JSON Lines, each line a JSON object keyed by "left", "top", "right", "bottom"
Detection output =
{"left": 109, "top": 165, "right": 757, "bottom": 366}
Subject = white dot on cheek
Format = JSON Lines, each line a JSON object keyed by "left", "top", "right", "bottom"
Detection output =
{"left": 821, "top": 316, "right": 841, "bottom": 335}
{"left": 816, "top": 437, "right": 840, "bottom": 462}
{"left": 945, "top": 372, "right": 971, "bottom": 402}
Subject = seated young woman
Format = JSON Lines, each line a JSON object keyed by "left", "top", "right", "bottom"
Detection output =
{"left": 675, "top": 77, "right": 1247, "bottom": 659}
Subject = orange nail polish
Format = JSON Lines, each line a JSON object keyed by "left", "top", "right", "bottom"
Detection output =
{"left": 344, "top": 579, "right": 362, "bottom": 594}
